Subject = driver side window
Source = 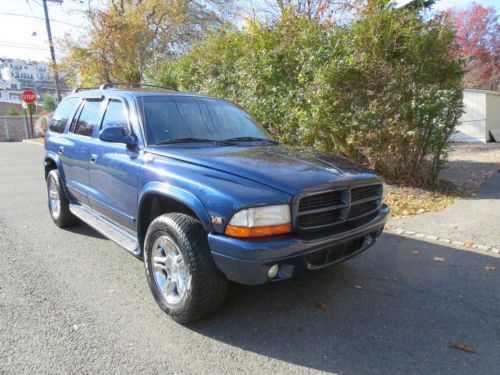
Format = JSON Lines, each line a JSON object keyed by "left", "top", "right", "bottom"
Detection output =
{"left": 101, "top": 99, "right": 129, "bottom": 130}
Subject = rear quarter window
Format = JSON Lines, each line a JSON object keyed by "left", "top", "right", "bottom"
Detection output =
{"left": 49, "top": 97, "right": 79, "bottom": 133}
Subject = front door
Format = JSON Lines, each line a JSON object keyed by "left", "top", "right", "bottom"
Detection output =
{"left": 88, "top": 98, "right": 141, "bottom": 232}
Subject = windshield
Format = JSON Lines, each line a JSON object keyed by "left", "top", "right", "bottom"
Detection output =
{"left": 138, "top": 95, "right": 273, "bottom": 146}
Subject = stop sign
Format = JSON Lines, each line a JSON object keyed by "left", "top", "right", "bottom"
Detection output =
{"left": 22, "top": 90, "right": 36, "bottom": 103}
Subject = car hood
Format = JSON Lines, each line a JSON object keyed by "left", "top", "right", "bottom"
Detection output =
{"left": 147, "top": 145, "right": 381, "bottom": 196}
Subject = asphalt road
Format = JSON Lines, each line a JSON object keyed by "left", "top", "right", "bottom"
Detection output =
{"left": 1, "top": 142, "right": 499, "bottom": 374}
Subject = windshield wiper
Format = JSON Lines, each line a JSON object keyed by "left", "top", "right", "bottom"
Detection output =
{"left": 154, "top": 138, "right": 229, "bottom": 145}
{"left": 223, "top": 137, "right": 279, "bottom": 144}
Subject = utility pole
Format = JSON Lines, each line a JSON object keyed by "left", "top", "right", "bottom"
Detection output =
{"left": 42, "top": 0, "right": 63, "bottom": 102}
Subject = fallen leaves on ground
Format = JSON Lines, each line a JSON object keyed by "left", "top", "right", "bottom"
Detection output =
{"left": 433, "top": 257, "right": 445, "bottom": 262}
{"left": 464, "top": 241, "right": 474, "bottom": 248}
{"left": 354, "top": 284, "right": 363, "bottom": 289}
{"left": 412, "top": 250, "right": 420, "bottom": 255}
{"left": 451, "top": 342, "right": 476, "bottom": 353}
{"left": 484, "top": 266, "right": 496, "bottom": 271}
{"left": 385, "top": 180, "right": 465, "bottom": 218}
{"left": 312, "top": 302, "right": 328, "bottom": 310}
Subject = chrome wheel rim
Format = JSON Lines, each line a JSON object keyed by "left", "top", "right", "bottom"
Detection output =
{"left": 151, "top": 235, "right": 191, "bottom": 305}
{"left": 48, "top": 178, "right": 61, "bottom": 220}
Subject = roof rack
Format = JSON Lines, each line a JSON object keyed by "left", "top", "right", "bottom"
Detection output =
{"left": 72, "top": 82, "right": 179, "bottom": 93}
{"left": 98, "top": 82, "right": 179, "bottom": 91}
{"left": 72, "top": 86, "right": 98, "bottom": 93}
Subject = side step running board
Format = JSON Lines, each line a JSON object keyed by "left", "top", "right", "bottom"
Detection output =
{"left": 70, "top": 204, "right": 141, "bottom": 257}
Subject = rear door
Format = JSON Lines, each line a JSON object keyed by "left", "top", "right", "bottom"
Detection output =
{"left": 61, "top": 98, "right": 104, "bottom": 206}
{"left": 88, "top": 97, "right": 141, "bottom": 231}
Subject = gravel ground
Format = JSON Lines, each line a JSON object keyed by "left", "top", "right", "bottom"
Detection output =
{"left": 1, "top": 143, "right": 500, "bottom": 374}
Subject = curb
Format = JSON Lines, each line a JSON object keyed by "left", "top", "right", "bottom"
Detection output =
{"left": 384, "top": 226, "right": 500, "bottom": 256}
{"left": 22, "top": 139, "right": 44, "bottom": 146}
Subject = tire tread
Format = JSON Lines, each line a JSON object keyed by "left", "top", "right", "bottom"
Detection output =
{"left": 144, "top": 213, "right": 228, "bottom": 323}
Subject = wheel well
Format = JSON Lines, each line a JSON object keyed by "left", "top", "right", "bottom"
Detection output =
{"left": 137, "top": 194, "right": 201, "bottom": 249}
{"left": 44, "top": 158, "right": 57, "bottom": 180}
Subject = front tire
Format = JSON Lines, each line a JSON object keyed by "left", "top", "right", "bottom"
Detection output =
{"left": 46, "top": 169, "right": 79, "bottom": 228}
{"left": 144, "top": 213, "right": 228, "bottom": 324}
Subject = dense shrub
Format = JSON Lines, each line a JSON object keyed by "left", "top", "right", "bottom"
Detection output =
{"left": 152, "top": 2, "right": 463, "bottom": 182}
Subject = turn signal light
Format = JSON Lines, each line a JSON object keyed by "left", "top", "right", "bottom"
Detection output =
{"left": 225, "top": 223, "right": 292, "bottom": 238}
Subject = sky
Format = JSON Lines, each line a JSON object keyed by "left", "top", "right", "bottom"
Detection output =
{"left": 0, "top": 0, "right": 104, "bottom": 62}
{"left": 0, "top": 0, "right": 499, "bottom": 63}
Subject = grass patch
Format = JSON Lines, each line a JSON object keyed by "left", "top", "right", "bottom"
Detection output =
{"left": 385, "top": 180, "right": 467, "bottom": 218}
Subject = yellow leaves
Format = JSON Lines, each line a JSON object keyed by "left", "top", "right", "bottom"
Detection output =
{"left": 312, "top": 302, "right": 328, "bottom": 310}
{"left": 384, "top": 182, "right": 463, "bottom": 218}
{"left": 60, "top": 0, "right": 226, "bottom": 87}
{"left": 451, "top": 342, "right": 476, "bottom": 353}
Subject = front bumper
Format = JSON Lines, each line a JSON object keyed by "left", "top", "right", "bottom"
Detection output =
{"left": 209, "top": 204, "right": 389, "bottom": 285}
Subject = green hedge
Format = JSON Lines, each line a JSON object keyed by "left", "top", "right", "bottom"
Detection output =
{"left": 152, "top": 3, "right": 463, "bottom": 182}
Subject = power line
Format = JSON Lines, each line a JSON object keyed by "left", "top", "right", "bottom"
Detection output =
{"left": 0, "top": 11, "right": 84, "bottom": 28}
{"left": 0, "top": 40, "right": 57, "bottom": 48}
{"left": 0, "top": 43, "right": 53, "bottom": 51}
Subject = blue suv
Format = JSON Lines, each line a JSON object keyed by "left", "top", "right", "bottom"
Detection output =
{"left": 44, "top": 85, "right": 389, "bottom": 323}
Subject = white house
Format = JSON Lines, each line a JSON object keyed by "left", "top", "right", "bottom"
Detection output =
{"left": 452, "top": 89, "right": 500, "bottom": 143}
{"left": 0, "top": 58, "right": 69, "bottom": 104}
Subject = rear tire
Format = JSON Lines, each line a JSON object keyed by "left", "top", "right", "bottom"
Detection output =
{"left": 46, "top": 169, "right": 79, "bottom": 228}
{"left": 144, "top": 213, "right": 228, "bottom": 324}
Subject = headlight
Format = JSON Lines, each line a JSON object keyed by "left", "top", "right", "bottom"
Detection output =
{"left": 225, "top": 204, "right": 292, "bottom": 238}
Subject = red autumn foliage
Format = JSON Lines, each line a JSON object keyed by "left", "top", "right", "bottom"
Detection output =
{"left": 446, "top": 3, "right": 500, "bottom": 90}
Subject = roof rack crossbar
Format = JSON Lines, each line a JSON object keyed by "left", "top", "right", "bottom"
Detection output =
{"left": 72, "top": 82, "right": 179, "bottom": 93}
{"left": 72, "top": 86, "right": 99, "bottom": 93}
{"left": 99, "top": 82, "right": 178, "bottom": 91}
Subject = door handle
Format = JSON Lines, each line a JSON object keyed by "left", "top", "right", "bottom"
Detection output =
{"left": 90, "top": 154, "right": 98, "bottom": 163}
{"left": 58, "top": 146, "right": 64, "bottom": 155}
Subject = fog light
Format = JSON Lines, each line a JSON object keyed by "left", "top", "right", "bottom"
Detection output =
{"left": 361, "top": 235, "right": 374, "bottom": 249}
{"left": 268, "top": 264, "right": 279, "bottom": 279}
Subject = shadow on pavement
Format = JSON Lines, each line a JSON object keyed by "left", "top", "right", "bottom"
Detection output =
{"left": 66, "top": 222, "right": 106, "bottom": 240}
{"left": 466, "top": 171, "right": 500, "bottom": 200}
{"left": 189, "top": 233, "right": 500, "bottom": 374}
{"left": 442, "top": 158, "right": 500, "bottom": 194}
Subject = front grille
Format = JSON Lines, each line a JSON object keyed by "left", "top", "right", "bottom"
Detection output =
{"left": 296, "top": 183, "right": 382, "bottom": 231}
{"left": 351, "top": 185, "right": 382, "bottom": 202}
{"left": 298, "top": 209, "right": 343, "bottom": 228}
{"left": 299, "top": 190, "right": 344, "bottom": 212}
{"left": 348, "top": 200, "right": 380, "bottom": 219}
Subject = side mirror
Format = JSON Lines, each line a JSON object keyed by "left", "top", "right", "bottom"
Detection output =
{"left": 99, "top": 126, "right": 136, "bottom": 147}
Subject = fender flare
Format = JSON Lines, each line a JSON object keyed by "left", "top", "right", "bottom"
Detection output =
{"left": 44, "top": 151, "right": 65, "bottom": 180}
{"left": 44, "top": 151, "right": 71, "bottom": 199}
{"left": 138, "top": 181, "right": 213, "bottom": 233}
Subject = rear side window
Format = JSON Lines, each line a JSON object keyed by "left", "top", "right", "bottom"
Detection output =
{"left": 101, "top": 100, "right": 128, "bottom": 130}
{"left": 74, "top": 100, "right": 102, "bottom": 137}
{"left": 49, "top": 97, "right": 79, "bottom": 133}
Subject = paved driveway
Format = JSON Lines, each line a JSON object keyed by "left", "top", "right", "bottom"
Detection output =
{"left": 390, "top": 172, "right": 500, "bottom": 249}
{"left": 1, "top": 143, "right": 499, "bottom": 374}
